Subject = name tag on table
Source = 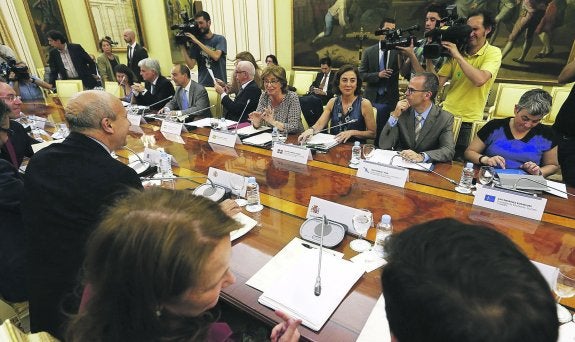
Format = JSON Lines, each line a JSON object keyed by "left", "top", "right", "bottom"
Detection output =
{"left": 141, "top": 147, "right": 178, "bottom": 167}
{"left": 127, "top": 113, "right": 146, "bottom": 126}
{"left": 306, "top": 196, "right": 371, "bottom": 237}
{"left": 208, "top": 130, "right": 241, "bottom": 147}
{"left": 472, "top": 184, "right": 547, "bottom": 221}
{"left": 160, "top": 120, "right": 187, "bottom": 135}
{"left": 207, "top": 167, "right": 247, "bottom": 197}
{"left": 356, "top": 160, "right": 409, "bottom": 188}
{"left": 272, "top": 143, "right": 312, "bottom": 165}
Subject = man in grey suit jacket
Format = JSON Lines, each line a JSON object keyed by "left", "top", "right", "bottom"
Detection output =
{"left": 160, "top": 64, "right": 210, "bottom": 122}
{"left": 378, "top": 72, "right": 455, "bottom": 163}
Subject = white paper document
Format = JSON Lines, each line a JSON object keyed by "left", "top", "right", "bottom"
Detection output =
{"left": 243, "top": 132, "right": 272, "bottom": 146}
{"left": 258, "top": 245, "right": 364, "bottom": 331}
{"left": 185, "top": 117, "right": 213, "bottom": 127}
{"left": 237, "top": 125, "right": 271, "bottom": 136}
{"left": 305, "top": 133, "right": 339, "bottom": 150}
{"left": 370, "top": 149, "right": 434, "bottom": 171}
{"left": 357, "top": 295, "right": 391, "bottom": 342}
{"left": 230, "top": 212, "right": 257, "bottom": 241}
{"left": 546, "top": 179, "right": 569, "bottom": 199}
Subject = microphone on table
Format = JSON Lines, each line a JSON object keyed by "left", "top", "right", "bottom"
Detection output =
{"left": 312, "top": 118, "right": 358, "bottom": 135}
{"left": 512, "top": 177, "right": 574, "bottom": 197}
{"left": 122, "top": 146, "right": 155, "bottom": 177}
{"left": 173, "top": 105, "right": 215, "bottom": 122}
{"left": 141, "top": 175, "right": 231, "bottom": 201}
{"left": 314, "top": 214, "right": 327, "bottom": 296}
{"left": 145, "top": 95, "right": 174, "bottom": 110}
{"left": 395, "top": 151, "right": 458, "bottom": 185}
{"left": 232, "top": 99, "right": 251, "bottom": 134}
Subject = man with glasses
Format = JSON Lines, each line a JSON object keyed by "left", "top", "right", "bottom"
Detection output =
{"left": 215, "top": 60, "right": 261, "bottom": 123}
{"left": 379, "top": 72, "right": 455, "bottom": 163}
{"left": 0, "top": 82, "right": 33, "bottom": 167}
{"left": 159, "top": 64, "right": 210, "bottom": 122}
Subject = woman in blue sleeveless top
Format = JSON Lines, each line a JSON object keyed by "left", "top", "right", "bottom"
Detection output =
{"left": 298, "top": 64, "right": 375, "bottom": 144}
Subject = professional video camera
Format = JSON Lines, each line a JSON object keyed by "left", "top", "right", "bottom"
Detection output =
{"left": 375, "top": 25, "right": 420, "bottom": 50}
{"left": 170, "top": 12, "right": 202, "bottom": 45}
{"left": 422, "top": 5, "right": 471, "bottom": 59}
{"left": 0, "top": 55, "right": 16, "bottom": 81}
{"left": 103, "top": 36, "right": 119, "bottom": 46}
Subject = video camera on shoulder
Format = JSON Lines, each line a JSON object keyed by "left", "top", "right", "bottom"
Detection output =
{"left": 375, "top": 25, "right": 420, "bottom": 50}
{"left": 422, "top": 5, "right": 471, "bottom": 59}
{"left": 171, "top": 12, "right": 202, "bottom": 45}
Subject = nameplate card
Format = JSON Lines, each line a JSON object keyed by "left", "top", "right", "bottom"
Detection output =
{"left": 306, "top": 196, "right": 371, "bottom": 237}
{"left": 272, "top": 143, "right": 312, "bottom": 165}
{"left": 160, "top": 120, "right": 187, "bottom": 135}
{"left": 127, "top": 113, "right": 146, "bottom": 126}
{"left": 207, "top": 167, "right": 247, "bottom": 197}
{"left": 29, "top": 115, "right": 48, "bottom": 129}
{"left": 208, "top": 130, "right": 241, "bottom": 147}
{"left": 141, "top": 148, "right": 177, "bottom": 167}
{"left": 356, "top": 160, "right": 409, "bottom": 188}
{"left": 472, "top": 184, "right": 547, "bottom": 221}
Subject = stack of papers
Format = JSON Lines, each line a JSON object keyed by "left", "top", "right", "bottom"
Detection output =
{"left": 242, "top": 132, "right": 272, "bottom": 146}
{"left": 305, "top": 133, "right": 339, "bottom": 150}
{"left": 369, "top": 149, "right": 434, "bottom": 171}
{"left": 237, "top": 125, "right": 271, "bottom": 136}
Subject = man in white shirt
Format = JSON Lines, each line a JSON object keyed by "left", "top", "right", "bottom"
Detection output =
{"left": 123, "top": 28, "right": 148, "bottom": 82}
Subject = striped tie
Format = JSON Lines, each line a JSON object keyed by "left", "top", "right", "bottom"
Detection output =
{"left": 415, "top": 114, "right": 423, "bottom": 141}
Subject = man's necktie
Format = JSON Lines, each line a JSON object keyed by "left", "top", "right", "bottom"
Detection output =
{"left": 415, "top": 114, "right": 424, "bottom": 141}
{"left": 181, "top": 89, "right": 189, "bottom": 110}
{"left": 150, "top": 84, "right": 155, "bottom": 95}
{"left": 128, "top": 46, "right": 132, "bottom": 61}
{"left": 319, "top": 74, "right": 327, "bottom": 90}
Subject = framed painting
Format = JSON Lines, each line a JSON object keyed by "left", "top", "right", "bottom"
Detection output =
{"left": 84, "top": 0, "right": 146, "bottom": 53}
{"left": 293, "top": 0, "right": 575, "bottom": 84}
{"left": 23, "top": 0, "right": 69, "bottom": 65}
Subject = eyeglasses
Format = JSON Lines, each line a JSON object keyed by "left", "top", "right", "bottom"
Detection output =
{"left": 235, "top": 70, "right": 247, "bottom": 74}
{"left": 264, "top": 79, "right": 280, "bottom": 85}
{"left": 405, "top": 87, "right": 429, "bottom": 95}
{"left": 0, "top": 95, "right": 21, "bottom": 102}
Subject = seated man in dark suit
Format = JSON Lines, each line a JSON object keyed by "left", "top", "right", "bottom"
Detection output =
{"left": 46, "top": 30, "right": 97, "bottom": 90}
{"left": 382, "top": 218, "right": 559, "bottom": 342}
{"left": 299, "top": 57, "right": 335, "bottom": 127}
{"left": 22, "top": 90, "right": 143, "bottom": 339}
{"left": 0, "top": 100, "right": 26, "bottom": 303}
{"left": 0, "top": 83, "right": 33, "bottom": 167}
{"left": 132, "top": 58, "right": 175, "bottom": 110}
{"left": 215, "top": 60, "right": 261, "bottom": 123}
{"left": 159, "top": 64, "right": 210, "bottom": 122}
{"left": 378, "top": 72, "right": 454, "bottom": 163}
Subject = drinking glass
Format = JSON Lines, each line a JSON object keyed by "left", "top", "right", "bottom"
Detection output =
{"left": 229, "top": 174, "right": 247, "bottom": 207}
{"left": 478, "top": 166, "right": 495, "bottom": 186}
{"left": 278, "top": 128, "right": 288, "bottom": 144}
{"left": 350, "top": 209, "right": 373, "bottom": 253}
{"left": 554, "top": 264, "right": 575, "bottom": 323}
{"left": 363, "top": 144, "right": 376, "bottom": 161}
{"left": 210, "top": 117, "right": 220, "bottom": 130}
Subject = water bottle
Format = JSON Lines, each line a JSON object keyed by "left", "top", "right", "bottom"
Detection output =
{"left": 271, "top": 127, "right": 279, "bottom": 147}
{"left": 350, "top": 141, "right": 361, "bottom": 166}
{"left": 159, "top": 150, "right": 175, "bottom": 189}
{"left": 245, "top": 176, "right": 263, "bottom": 212}
{"left": 220, "top": 117, "right": 228, "bottom": 131}
{"left": 456, "top": 162, "right": 474, "bottom": 194}
{"left": 373, "top": 214, "right": 393, "bottom": 258}
{"left": 163, "top": 107, "right": 172, "bottom": 121}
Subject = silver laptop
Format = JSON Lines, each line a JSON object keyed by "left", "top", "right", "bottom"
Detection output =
{"left": 497, "top": 174, "right": 549, "bottom": 192}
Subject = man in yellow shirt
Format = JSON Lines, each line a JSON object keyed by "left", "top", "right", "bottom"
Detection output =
{"left": 438, "top": 10, "right": 501, "bottom": 160}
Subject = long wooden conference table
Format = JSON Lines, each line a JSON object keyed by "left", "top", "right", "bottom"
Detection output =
{"left": 27, "top": 102, "right": 575, "bottom": 341}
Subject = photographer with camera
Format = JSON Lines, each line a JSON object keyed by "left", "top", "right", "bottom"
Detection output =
{"left": 0, "top": 44, "right": 17, "bottom": 80}
{"left": 437, "top": 9, "right": 501, "bottom": 160}
{"left": 179, "top": 11, "right": 227, "bottom": 87}
{"left": 360, "top": 17, "right": 401, "bottom": 145}
{"left": 96, "top": 37, "right": 119, "bottom": 83}
{"left": 399, "top": 3, "right": 449, "bottom": 79}
{"left": 9, "top": 62, "right": 53, "bottom": 103}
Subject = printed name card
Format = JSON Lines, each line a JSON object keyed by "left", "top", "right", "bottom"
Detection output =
{"left": 356, "top": 160, "right": 409, "bottom": 188}
{"left": 208, "top": 130, "right": 241, "bottom": 147}
{"left": 207, "top": 167, "right": 247, "bottom": 197}
{"left": 128, "top": 113, "right": 146, "bottom": 126}
{"left": 271, "top": 143, "right": 312, "bottom": 165}
{"left": 160, "top": 120, "right": 187, "bottom": 135}
{"left": 472, "top": 185, "right": 547, "bottom": 221}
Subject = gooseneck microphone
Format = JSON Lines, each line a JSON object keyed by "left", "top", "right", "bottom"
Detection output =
{"left": 313, "top": 118, "right": 358, "bottom": 135}
{"left": 314, "top": 215, "right": 327, "bottom": 296}
{"left": 122, "top": 146, "right": 154, "bottom": 176}
{"left": 512, "top": 177, "right": 574, "bottom": 197}
{"left": 395, "top": 152, "right": 458, "bottom": 185}
{"left": 146, "top": 95, "right": 174, "bottom": 109}
{"left": 233, "top": 99, "right": 251, "bottom": 134}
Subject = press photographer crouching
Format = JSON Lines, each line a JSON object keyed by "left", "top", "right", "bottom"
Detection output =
{"left": 9, "top": 62, "right": 53, "bottom": 103}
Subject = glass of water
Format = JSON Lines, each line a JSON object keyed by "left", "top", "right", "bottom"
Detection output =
{"left": 478, "top": 166, "right": 495, "bottom": 186}
{"left": 210, "top": 118, "right": 220, "bottom": 130}
{"left": 350, "top": 209, "right": 373, "bottom": 253}
{"left": 363, "top": 144, "right": 376, "bottom": 161}
{"left": 278, "top": 128, "right": 288, "bottom": 144}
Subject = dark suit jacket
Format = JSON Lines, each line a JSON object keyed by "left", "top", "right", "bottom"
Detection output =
{"left": 48, "top": 43, "right": 97, "bottom": 89}
{"left": 127, "top": 43, "right": 148, "bottom": 82}
{"left": 359, "top": 43, "right": 400, "bottom": 105}
{"left": 310, "top": 71, "right": 335, "bottom": 105}
{"left": 133, "top": 75, "right": 175, "bottom": 110}
{"left": 0, "top": 159, "right": 26, "bottom": 302}
{"left": 22, "top": 132, "right": 142, "bottom": 338}
{"left": 378, "top": 104, "right": 455, "bottom": 162}
{"left": 166, "top": 80, "right": 211, "bottom": 122}
{"left": 221, "top": 80, "right": 261, "bottom": 123}
{"left": 0, "top": 120, "right": 34, "bottom": 167}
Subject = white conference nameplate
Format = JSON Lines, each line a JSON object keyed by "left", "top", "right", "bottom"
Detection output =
{"left": 306, "top": 196, "right": 372, "bottom": 236}
{"left": 127, "top": 113, "right": 146, "bottom": 126}
{"left": 356, "top": 160, "right": 409, "bottom": 188}
{"left": 271, "top": 143, "right": 312, "bottom": 165}
{"left": 208, "top": 130, "right": 241, "bottom": 147}
{"left": 141, "top": 148, "right": 177, "bottom": 167}
{"left": 472, "top": 184, "right": 547, "bottom": 221}
{"left": 207, "top": 167, "right": 247, "bottom": 197}
{"left": 160, "top": 120, "right": 187, "bottom": 135}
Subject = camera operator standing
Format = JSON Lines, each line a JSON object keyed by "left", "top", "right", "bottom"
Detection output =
{"left": 179, "top": 11, "right": 227, "bottom": 87}
{"left": 437, "top": 10, "right": 501, "bottom": 160}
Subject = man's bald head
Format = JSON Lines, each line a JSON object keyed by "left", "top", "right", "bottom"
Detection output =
{"left": 123, "top": 29, "right": 135, "bottom": 44}
{"left": 64, "top": 90, "right": 121, "bottom": 132}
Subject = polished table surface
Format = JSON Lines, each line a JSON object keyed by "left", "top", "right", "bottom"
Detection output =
{"left": 26, "top": 102, "right": 575, "bottom": 341}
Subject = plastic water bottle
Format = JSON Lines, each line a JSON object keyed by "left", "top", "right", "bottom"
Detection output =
{"left": 245, "top": 176, "right": 263, "bottom": 212}
{"left": 159, "top": 151, "right": 174, "bottom": 189}
{"left": 350, "top": 141, "right": 361, "bottom": 166}
{"left": 271, "top": 127, "right": 279, "bottom": 147}
{"left": 456, "top": 162, "right": 474, "bottom": 194}
{"left": 373, "top": 214, "right": 393, "bottom": 258}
